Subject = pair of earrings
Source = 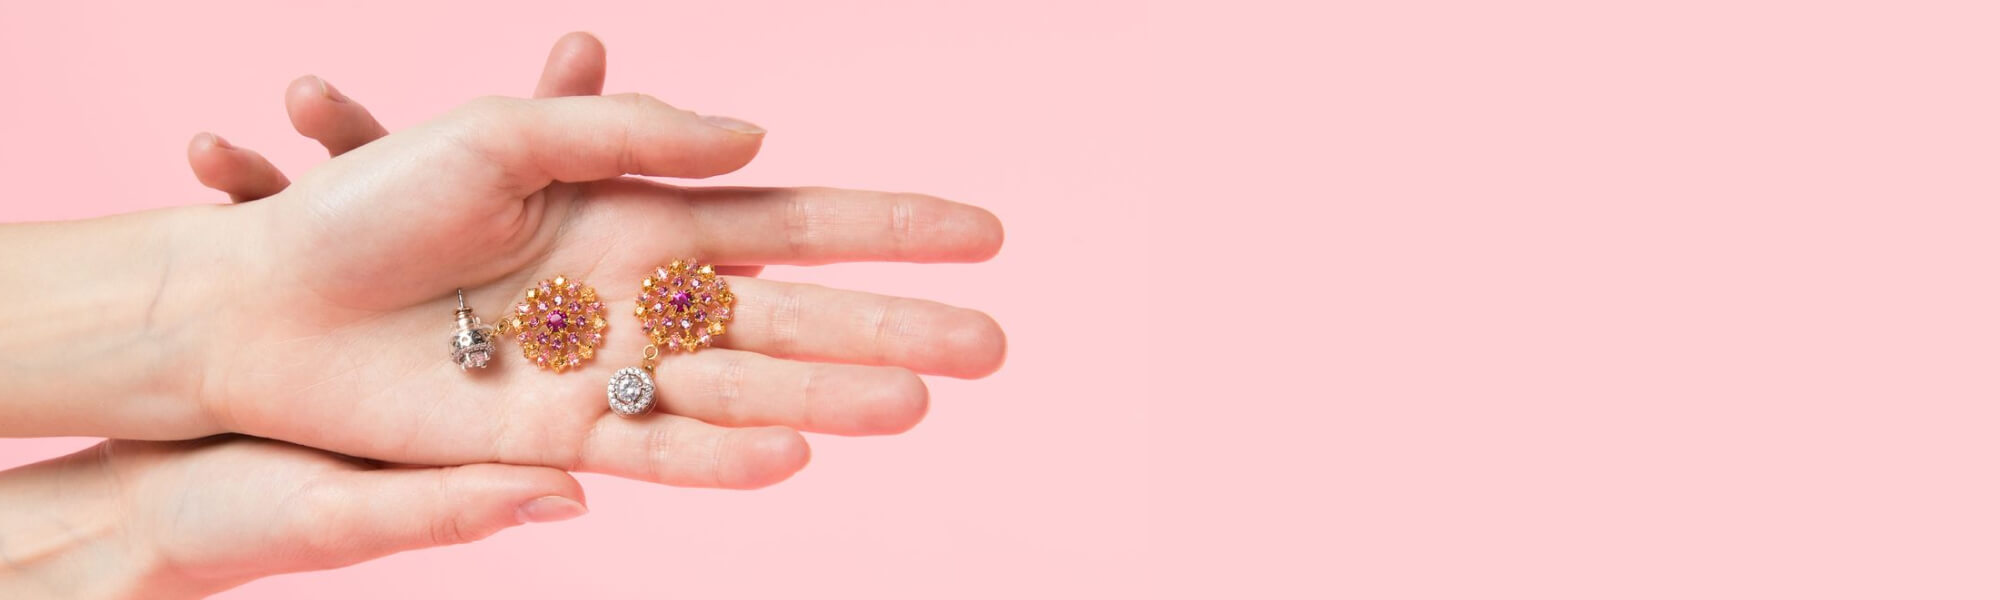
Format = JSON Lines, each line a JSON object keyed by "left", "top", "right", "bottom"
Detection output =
{"left": 447, "top": 260, "right": 736, "bottom": 417}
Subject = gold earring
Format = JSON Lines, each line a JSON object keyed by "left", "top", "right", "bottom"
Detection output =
{"left": 607, "top": 259, "right": 736, "bottom": 417}
{"left": 496, "top": 275, "right": 608, "bottom": 373}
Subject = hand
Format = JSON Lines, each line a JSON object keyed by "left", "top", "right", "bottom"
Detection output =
{"left": 0, "top": 436, "right": 584, "bottom": 599}
{"left": 92, "top": 33, "right": 1005, "bottom": 488}
{"left": 186, "top": 32, "right": 610, "bottom": 204}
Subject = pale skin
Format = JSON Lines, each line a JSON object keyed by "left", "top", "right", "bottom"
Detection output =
{"left": 0, "top": 33, "right": 1005, "bottom": 598}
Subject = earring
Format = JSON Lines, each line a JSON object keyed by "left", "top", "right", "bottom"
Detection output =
{"left": 496, "top": 275, "right": 608, "bottom": 373}
{"left": 608, "top": 259, "right": 736, "bottom": 417}
{"left": 447, "top": 288, "right": 497, "bottom": 370}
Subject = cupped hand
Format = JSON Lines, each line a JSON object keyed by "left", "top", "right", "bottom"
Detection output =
{"left": 0, "top": 436, "right": 583, "bottom": 598}
{"left": 157, "top": 34, "right": 1006, "bottom": 489}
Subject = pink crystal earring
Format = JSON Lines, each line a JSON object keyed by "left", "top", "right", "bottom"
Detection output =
{"left": 495, "top": 275, "right": 609, "bottom": 373}
{"left": 607, "top": 259, "right": 736, "bottom": 417}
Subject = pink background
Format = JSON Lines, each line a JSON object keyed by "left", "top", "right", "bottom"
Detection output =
{"left": 4, "top": 0, "right": 1998, "bottom": 598}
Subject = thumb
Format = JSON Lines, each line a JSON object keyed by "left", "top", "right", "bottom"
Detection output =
{"left": 289, "top": 463, "right": 585, "bottom": 567}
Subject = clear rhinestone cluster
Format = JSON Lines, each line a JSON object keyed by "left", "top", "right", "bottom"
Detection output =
{"left": 607, "top": 367, "right": 656, "bottom": 416}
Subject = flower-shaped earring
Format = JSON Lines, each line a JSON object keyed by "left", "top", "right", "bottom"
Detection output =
{"left": 496, "top": 275, "right": 609, "bottom": 373}
{"left": 607, "top": 260, "right": 736, "bottom": 417}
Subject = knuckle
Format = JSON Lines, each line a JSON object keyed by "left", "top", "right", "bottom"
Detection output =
{"left": 888, "top": 195, "right": 918, "bottom": 258}
{"left": 796, "top": 364, "right": 822, "bottom": 430}
{"left": 713, "top": 353, "right": 750, "bottom": 422}
{"left": 867, "top": 298, "right": 904, "bottom": 361}
{"left": 770, "top": 286, "right": 808, "bottom": 357}
{"left": 426, "top": 471, "right": 474, "bottom": 546}
{"left": 456, "top": 94, "right": 518, "bottom": 118}
{"left": 782, "top": 190, "right": 817, "bottom": 257}
{"left": 287, "top": 482, "right": 357, "bottom": 561}
{"left": 644, "top": 423, "right": 680, "bottom": 484}
{"left": 610, "top": 92, "right": 670, "bottom": 111}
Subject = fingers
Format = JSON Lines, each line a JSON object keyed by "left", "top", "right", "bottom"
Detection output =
{"left": 578, "top": 180, "right": 1004, "bottom": 265}
{"left": 286, "top": 30, "right": 608, "bottom": 159}
{"left": 573, "top": 414, "right": 809, "bottom": 489}
{"left": 652, "top": 348, "right": 929, "bottom": 435}
{"left": 534, "top": 31, "right": 607, "bottom": 98}
{"left": 449, "top": 93, "right": 766, "bottom": 192}
{"left": 286, "top": 75, "right": 390, "bottom": 156}
{"left": 686, "top": 186, "right": 1006, "bottom": 265}
{"left": 186, "top": 133, "right": 290, "bottom": 202}
{"left": 186, "top": 31, "right": 603, "bottom": 202}
{"left": 288, "top": 463, "right": 583, "bottom": 567}
{"left": 718, "top": 277, "right": 1007, "bottom": 378}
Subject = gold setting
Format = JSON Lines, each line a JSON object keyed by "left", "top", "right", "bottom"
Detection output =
{"left": 495, "top": 275, "right": 608, "bottom": 373}
{"left": 635, "top": 259, "right": 735, "bottom": 368}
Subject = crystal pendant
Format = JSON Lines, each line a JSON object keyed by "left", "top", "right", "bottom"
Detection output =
{"left": 607, "top": 367, "right": 656, "bottom": 416}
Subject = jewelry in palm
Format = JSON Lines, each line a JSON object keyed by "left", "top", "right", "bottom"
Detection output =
{"left": 608, "top": 259, "right": 735, "bottom": 417}
{"left": 447, "top": 288, "right": 498, "bottom": 370}
{"left": 496, "top": 275, "right": 609, "bottom": 373}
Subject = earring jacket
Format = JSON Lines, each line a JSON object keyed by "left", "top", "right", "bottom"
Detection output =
{"left": 448, "top": 288, "right": 498, "bottom": 370}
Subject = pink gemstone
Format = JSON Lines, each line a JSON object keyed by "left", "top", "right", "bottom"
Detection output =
{"left": 565, "top": 283, "right": 578, "bottom": 294}
{"left": 680, "top": 318, "right": 692, "bottom": 330}
{"left": 534, "top": 355, "right": 548, "bottom": 367}
{"left": 589, "top": 302, "right": 604, "bottom": 312}
{"left": 715, "top": 306, "right": 731, "bottom": 319}
{"left": 552, "top": 295, "right": 565, "bottom": 306}
{"left": 515, "top": 303, "right": 531, "bottom": 314}
{"left": 671, "top": 277, "right": 684, "bottom": 288}
{"left": 666, "top": 338, "right": 680, "bottom": 350}
{"left": 545, "top": 311, "right": 567, "bottom": 330}
{"left": 589, "top": 332, "right": 603, "bottom": 345}
{"left": 536, "top": 302, "right": 550, "bottom": 312}
{"left": 670, "top": 291, "right": 693, "bottom": 311}
{"left": 691, "top": 278, "right": 704, "bottom": 289}
{"left": 698, "top": 334, "right": 712, "bottom": 346}
{"left": 693, "top": 311, "right": 706, "bottom": 322}
{"left": 700, "top": 294, "right": 712, "bottom": 303}
{"left": 651, "top": 302, "right": 665, "bottom": 314}
{"left": 655, "top": 267, "right": 670, "bottom": 280}
{"left": 713, "top": 278, "right": 727, "bottom": 290}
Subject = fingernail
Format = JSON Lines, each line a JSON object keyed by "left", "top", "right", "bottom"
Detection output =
{"left": 515, "top": 496, "right": 587, "bottom": 524}
{"left": 316, "top": 76, "right": 351, "bottom": 103}
{"left": 702, "top": 115, "right": 766, "bottom": 135}
{"left": 205, "top": 132, "right": 233, "bottom": 149}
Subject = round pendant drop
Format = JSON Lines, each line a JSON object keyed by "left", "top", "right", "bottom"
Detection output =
{"left": 607, "top": 367, "right": 657, "bottom": 417}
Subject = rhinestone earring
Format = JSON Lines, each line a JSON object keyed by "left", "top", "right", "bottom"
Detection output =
{"left": 496, "top": 275, "right": 609, "bottom": 373}
{"left": 448, "top": 289, "right": 497, "bottom": 370}
{"left": 607, "top": 259, "right": 736, "bottom": 417}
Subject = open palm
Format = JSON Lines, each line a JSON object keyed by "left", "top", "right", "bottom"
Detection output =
{"left": 172, "top": 61, "right": 1003, "bottom": 490}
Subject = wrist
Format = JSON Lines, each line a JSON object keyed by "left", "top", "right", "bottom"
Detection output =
{"left": 0, "top": 446, "right": 221, "bottom": 600}
{"left": 0, "top": 206, "right": 240, "bottom": 438}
